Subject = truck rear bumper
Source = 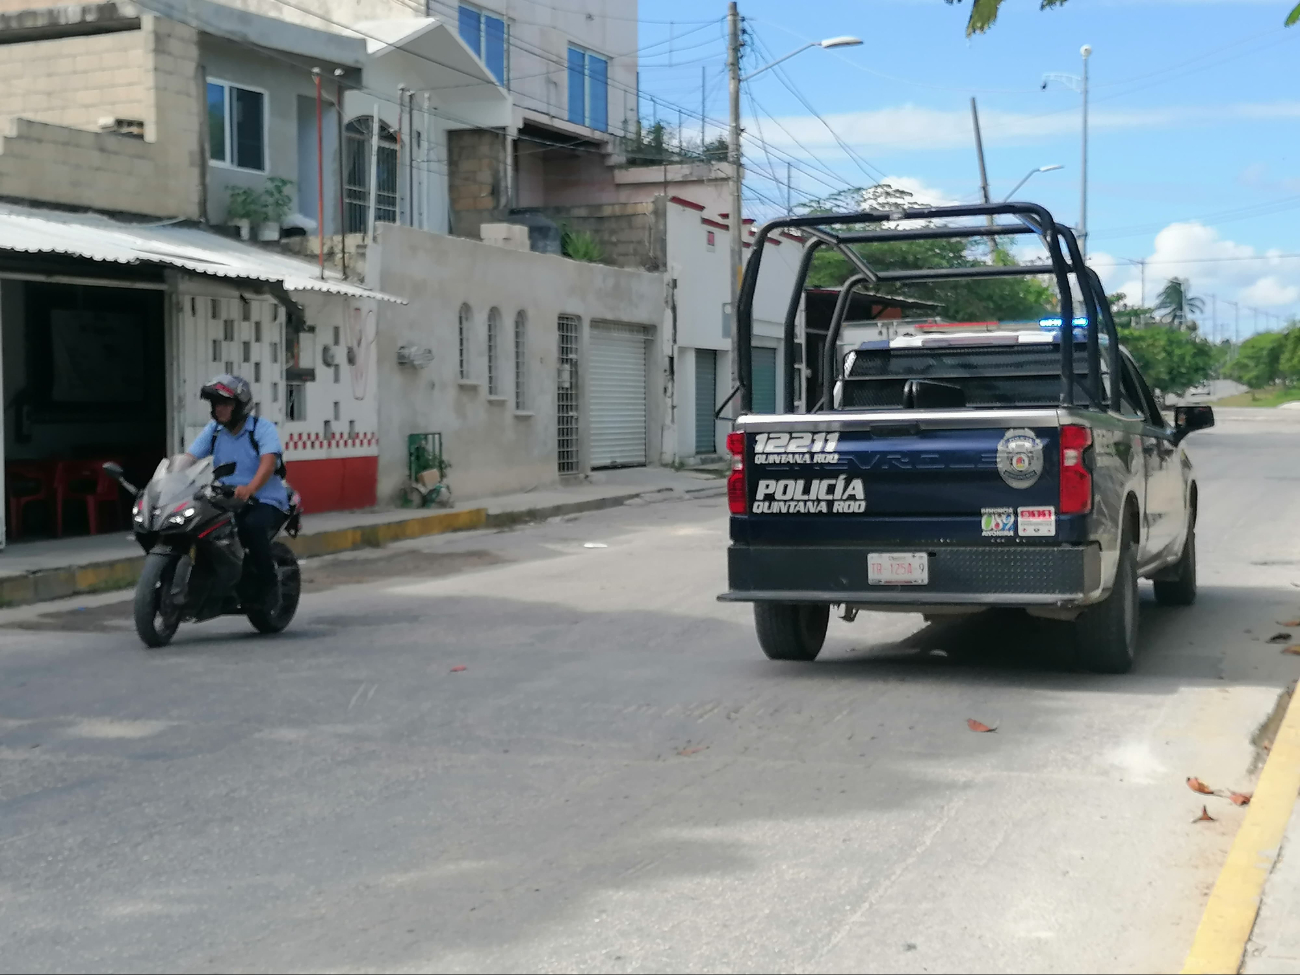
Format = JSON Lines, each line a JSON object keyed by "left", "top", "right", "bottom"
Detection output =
{"left": 721, "top": 543, "right": 1103, "bottom": 608}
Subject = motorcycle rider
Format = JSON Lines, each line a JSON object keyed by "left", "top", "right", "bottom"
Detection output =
{"left": 183, "top": 375, "right": 289, "bottom": 613}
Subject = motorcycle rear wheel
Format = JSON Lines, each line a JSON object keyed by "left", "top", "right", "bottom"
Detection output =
{"left": 134, "top": 552, "right": 182, "bottom": 648}
{"left": 247, "top": 542, "right": 301, "bottom": 634}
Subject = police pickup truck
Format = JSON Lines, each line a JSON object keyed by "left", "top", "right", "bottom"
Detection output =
{"left": 720, "top": 203, "right": 1214, "bottom": 673}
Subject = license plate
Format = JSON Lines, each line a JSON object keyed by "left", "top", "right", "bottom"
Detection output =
{"left": 867, "top": 552, "right": 930, "bottom": 586}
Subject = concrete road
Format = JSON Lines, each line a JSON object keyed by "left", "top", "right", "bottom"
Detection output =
{"left": 3, "top": 409, "right": 1300, "bottom": 974}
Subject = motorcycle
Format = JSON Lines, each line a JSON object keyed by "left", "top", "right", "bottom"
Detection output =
{"left": 104, "top": 456, "right": 303, "bottom": 648}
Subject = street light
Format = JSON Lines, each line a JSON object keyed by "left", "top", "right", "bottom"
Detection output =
{"left": 1042, "top": 43, "right": 1092, "bottom": 255}
{"left": 727, "top": 1, "right": 860, "bottom": 412}
{"left": 1002, "top": 164, "right": 1064, "bottom": 203}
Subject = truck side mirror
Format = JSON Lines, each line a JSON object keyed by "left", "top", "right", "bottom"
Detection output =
{"left": 1172, "top": 405, "right": 1214, "bottom": 444}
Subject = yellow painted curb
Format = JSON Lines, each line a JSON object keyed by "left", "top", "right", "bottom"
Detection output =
{"left": 285, "top": 507, "right": 488, "bottom": 559}
{"left": 1182, "top": 689, "right": 1300, "bottom": 974}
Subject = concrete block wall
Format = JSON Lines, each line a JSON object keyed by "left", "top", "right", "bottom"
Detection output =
{"left": 517, "top": 198, "right": 667, "bottom": 271}
{"left": 448, "top": 128, "right": 508, "bottom": 241}
{"left": 0, "top": 29, "right": 147, "bottom": 131}
{"left": 0, "top": 14, "right": 201, "bottom": 218}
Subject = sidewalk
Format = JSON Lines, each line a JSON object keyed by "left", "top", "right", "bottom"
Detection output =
{"left": 1184, "top": 685, "right": 1300, "bottom": 974}
{"left": 0, "top": 466, "right": 726, "bottom": 608}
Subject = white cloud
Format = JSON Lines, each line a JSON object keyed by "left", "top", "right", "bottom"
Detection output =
{"left": 876, "top": 175, "right": 962, "bottom": 207}
{"left": 1240, "top": 276, "right": 1300, "bottom": 307}
{"left": 749, "top": 102, "right": 1300, "bottom": 154}
{"left": 1091, "top": 222, "right": 1300, "bottom": 331}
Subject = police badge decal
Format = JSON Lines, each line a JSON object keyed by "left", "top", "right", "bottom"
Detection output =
{"left": 996, "top": 428, "right": 1044, "bottom": 489}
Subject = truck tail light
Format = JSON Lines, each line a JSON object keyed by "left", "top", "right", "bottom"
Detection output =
{"left": 726, "top": 431, "right": 747, "bottom": 515}
{"left": 1059, "top": 424, "right": 1092, "bottom": 514}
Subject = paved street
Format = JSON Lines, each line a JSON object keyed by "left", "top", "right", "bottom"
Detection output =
{"left": 2, "top": 409, "right": 1300, "bottom": 973}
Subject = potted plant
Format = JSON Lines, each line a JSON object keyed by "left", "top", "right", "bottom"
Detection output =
{"left": 259, "top": 176, "right": 294, "bottom": 242}
{"left": 226, "top": 186, "right": 264, "bottom": 240}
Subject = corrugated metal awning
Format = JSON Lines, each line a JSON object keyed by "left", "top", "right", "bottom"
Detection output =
{"left": 0, "top": 202, "right": 403, "bottom": 303}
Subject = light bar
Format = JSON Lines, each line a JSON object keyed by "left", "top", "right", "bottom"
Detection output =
{"left": 1040, "top": 317, "right": 1090, "bottom": 329}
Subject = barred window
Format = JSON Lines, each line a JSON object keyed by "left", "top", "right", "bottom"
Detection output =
{"left": 458, "top": 303, "right": 472, "bottom": 380}
{"left": 514, "top": 310, "right": 527, "bottom": 409}
{"left": 487, "top": 307, "right": 501, "bottom": 395}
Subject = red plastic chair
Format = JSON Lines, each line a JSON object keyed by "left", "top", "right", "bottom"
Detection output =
{"left": 5, "top": 462, "right": 54, "bottom": 539}
{"left": 54, "top": 460, "right": 124, "bottom": 537}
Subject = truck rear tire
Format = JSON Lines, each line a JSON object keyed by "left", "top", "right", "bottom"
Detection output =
{"left": 1075, "top": 533, "right": 1139, "bottom": 674}
{"left": 1153, "top": 523, "right": 1197, "bottom": 607}
{"left": 754, "top": 602, "right": 829, "bottom": 662}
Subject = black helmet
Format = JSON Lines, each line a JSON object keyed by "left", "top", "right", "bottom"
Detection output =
{"left": 200, "top": 374, "right": 253, "bottom": 429}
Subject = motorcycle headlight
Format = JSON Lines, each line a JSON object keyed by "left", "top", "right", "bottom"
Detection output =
{"left": 165, "top": 506, "right": 197, "bottom": 527}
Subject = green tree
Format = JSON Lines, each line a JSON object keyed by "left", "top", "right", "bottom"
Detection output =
{"left": 1276, "top": 326, "right": 1300, "bottom": 384}
{"left": 1118, "top": 326, "right": 1220, "bottom": 397}
{"left": 1226, "top": 331, "right": 1285, "bottom": 391}
{"left": 1108, "top": 292, "right": 1157, "bottom": 330}
{"left": 1154, "top": 277, "right": 1204, "bottom": 329}
{"left": 797, "top": 183, "right": 1056, "bottom": 322}
{"left": 945, "top": 0, "right": 1300, "bottom": 35}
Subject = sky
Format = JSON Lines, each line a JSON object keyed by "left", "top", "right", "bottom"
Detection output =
{"left": 633, "top": 0, "right": 1300, "bottom": 338}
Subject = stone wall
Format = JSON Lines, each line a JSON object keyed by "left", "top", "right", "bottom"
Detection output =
{"left": 447, "top": 128, "right": 509, "bottom": 242}
{"left": 0, "top": 13, "right": 202, "bottom": 218}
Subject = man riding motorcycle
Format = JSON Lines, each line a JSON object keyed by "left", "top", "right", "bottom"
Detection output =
{"left": 183, "top": 374, "right": 290, "bottom": 613}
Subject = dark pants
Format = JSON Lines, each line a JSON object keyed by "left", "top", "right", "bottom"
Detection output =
{"left": 236, "top": 501, "right": 284, "bottom": 600}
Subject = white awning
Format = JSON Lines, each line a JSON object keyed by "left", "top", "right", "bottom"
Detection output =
{"left": 0, "top": 202, "right": 403, "bottom": 303}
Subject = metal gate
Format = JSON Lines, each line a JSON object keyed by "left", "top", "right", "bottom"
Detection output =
{"left": 752, "top": 346, "right": 777, "bottom": 414}
{"left": 556, "top": 314, "right": 579, "bottom": 474}
{"left": 589, "top": 322, "right": 648, "bottom": 468}
{"left": 694, "top": 349, "right": 717, "bottom": 454}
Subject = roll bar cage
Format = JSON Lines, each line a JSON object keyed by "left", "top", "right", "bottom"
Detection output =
{"left": 732, "top": 202, "right": 1122, "bottom": 416}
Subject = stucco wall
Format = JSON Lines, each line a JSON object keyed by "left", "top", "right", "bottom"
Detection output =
{"left": 370, "top": 222, "right": 665, "bottom": 503}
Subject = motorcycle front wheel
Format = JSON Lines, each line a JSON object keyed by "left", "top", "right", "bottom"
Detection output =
{"left": 134, "top": 552, "right": 182, "bottom": 648}
{"left": 246, "top": 542, "right": 301, "bottom": 635}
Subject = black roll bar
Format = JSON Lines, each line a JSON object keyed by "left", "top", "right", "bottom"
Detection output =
{"left": 737, "top": 201, "right": 1096, "bottom": 415}
{"left": 821, "top": 273, "right": 874, "bottom": 411}
{"left": 782, "top": 238, "right": 823, "bottom": 412}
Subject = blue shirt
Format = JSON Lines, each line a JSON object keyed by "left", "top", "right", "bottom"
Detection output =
{"left": 187, "top": 416, "right": 289, "bottom": 512}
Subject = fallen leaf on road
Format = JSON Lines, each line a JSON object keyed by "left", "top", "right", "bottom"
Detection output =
{"left": 1193, "top": 805, "right": 1216, "bottom": 823}
{"left": 967, "top": 719, "right": 997, "bottom": 733}
{"left": 1230, "top": 792, "right": 1253, "bottom": 806}
{"left": 1284, "top": 645, "right": 1300, "bottom": 656}
{"left": 1269, "top": 633, "right": 1293, "bottom": 644}
{"left": 450, "top": 665, "right": 467, "bottom": 673}
{"left": 1280, "top": 620, "right": 1300, "bottom": 627}
{"left": 1187, "top": 777, "right": 1216, "bottom": 795}
{"left": 677, "top": 745, "right": 708, "bottom": 756}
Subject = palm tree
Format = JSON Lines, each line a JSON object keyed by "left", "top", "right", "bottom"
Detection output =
{"left": 955, "top": 0, "right": 1300, "bottom": 35}
{"left": 1155, "top": 277, "right": 1205, "bottom": 328}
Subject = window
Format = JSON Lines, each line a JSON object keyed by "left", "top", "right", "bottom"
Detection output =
{"left": 458, "top": 303, "right": 472, "bottom": 380}
{"left": 458, "top": 3, "right": 508, "bottom": 85}
{"left": 206, "top": 80, "right": 266, "bottom": 171}
{"left": 286, "top": 382, "right": 306, "bottom": 421}
{"left": 567, "top": 46, "right": 608, "bottom": 131}
{"left": 514, "top": 310, "right": 527, "bottom": 409}
{"left": 487, "top": 307, "right": 501, "bottom": 395}
{"left": 344, "top": 117, "right": 398, "bottom": 233}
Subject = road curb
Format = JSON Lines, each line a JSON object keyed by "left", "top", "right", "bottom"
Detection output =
{"left": 1182, "top": 686, "right": 1300, "bottom": 974}
{"left": 0, "top": 486, "right": 724, "bottom": 609}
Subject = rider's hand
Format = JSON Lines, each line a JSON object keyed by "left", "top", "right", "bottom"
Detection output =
{"left": 233, "top": 484, "right": 255, "bottom": 502}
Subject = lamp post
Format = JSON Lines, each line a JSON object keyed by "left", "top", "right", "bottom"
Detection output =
{"left": 1002, "top": 164, "right": 1064, "bottom": 203}
{"left": 1042, "top": 44, "right": 1092, "bottom": 256}
{"left": 727, "top": 2, "right": 861, "bottom": 412}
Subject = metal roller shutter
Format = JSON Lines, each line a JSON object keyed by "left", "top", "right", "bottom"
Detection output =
{"left": 590, "top": 323, "right": 648, "bottom": 468}
{"left": 752, "top": 346, "right": 777, "bottom": 414}
{"left": 694, "top": 349, "right": 717, "bottom": 454}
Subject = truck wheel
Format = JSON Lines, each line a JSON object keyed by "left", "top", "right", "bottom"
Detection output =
{"left": 1075, "top": 533, "right": 1139, "bottom": 674}
{"left": 754, "top": 602, "right": 829, "bottom": 662}
{"left": 1153, "top": 523, "right": 1197, "bottom": 607}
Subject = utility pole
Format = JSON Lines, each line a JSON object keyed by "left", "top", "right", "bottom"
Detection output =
{"left": 1080, "top": 44, "right": 1091, "bottom": 257}
{"left": 700, "top": 66, "right": 706, "bottom": 149}
{"left": 727, "top": 0, "right": 744, "bottom": 411}
{"left": 786, "top": 161, "right": 792, "bottom": 215}
{"left": 1210, "top": 294, "right": 1217, "bottom": 343}
{"left": 969, "top": 97, "right": 996, "bottom": 251}
{"left": 1138, "top": 259, "right": 1146, "bottom": 308}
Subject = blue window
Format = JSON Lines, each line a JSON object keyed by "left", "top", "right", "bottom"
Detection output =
{"left": 567, "top": 46, "right": 609, "bottom": 132}
{"left": 206, "top": 79, "right": 265, "bottom": 171}
{"left": 458, "top": 3, "right": 507, "bottom": 86}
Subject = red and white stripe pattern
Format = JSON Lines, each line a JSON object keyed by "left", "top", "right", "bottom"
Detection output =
{"left": 283, "top": 430, "right": 378, "bottom": 460}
